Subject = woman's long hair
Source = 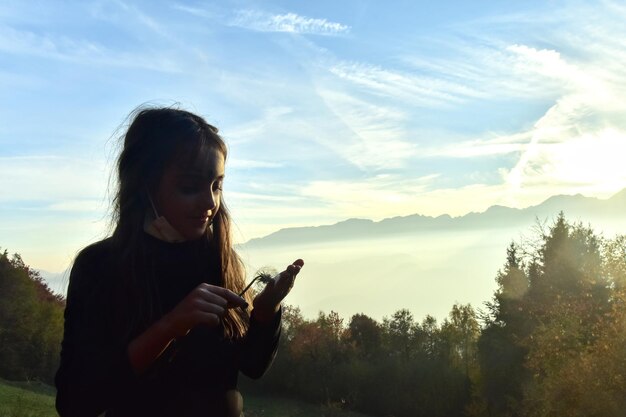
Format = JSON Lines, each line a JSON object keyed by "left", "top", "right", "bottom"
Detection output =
{"left": 110, "top": 106, "right": 251, "bottom": 341}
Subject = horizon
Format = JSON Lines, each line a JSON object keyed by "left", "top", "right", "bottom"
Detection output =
{"left": 2, "top": 1, "right": 626, "bottom": 284}
{"left": 246, "top": 186, "right": 626, "bottom": 234}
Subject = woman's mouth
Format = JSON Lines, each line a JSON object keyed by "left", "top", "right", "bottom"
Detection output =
{"left": 189, "top": 216, "right": 209, "bottom": 226}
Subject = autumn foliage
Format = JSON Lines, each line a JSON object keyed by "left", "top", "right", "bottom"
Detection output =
{"left": 0, "top": 249, "right": 65, "bottom": 383}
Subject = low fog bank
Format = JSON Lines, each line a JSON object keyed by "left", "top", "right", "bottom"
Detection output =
{"left": 240, "top": 216, "right": 626, "bottom": 322}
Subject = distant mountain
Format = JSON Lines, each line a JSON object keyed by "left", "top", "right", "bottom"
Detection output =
{"left": 37, "top": 269, "right": 69, "bottom": 297}
{"left": 244, "top": 188, "right": 626, "bottom": 248}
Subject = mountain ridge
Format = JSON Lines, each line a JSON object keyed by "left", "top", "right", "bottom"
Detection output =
{"left": 244, "top": 188, "right": 626, "bottom": 248}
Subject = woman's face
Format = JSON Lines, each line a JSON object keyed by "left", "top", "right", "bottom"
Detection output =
{"left": 154, "top": 146, "right": 225, "bottom": 241}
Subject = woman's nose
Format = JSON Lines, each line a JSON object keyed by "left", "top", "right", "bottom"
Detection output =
{"left": 203, "top": 188, "right": 218, "bottom": 211}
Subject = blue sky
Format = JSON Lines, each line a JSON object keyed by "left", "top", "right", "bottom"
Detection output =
{"left": 1, "top": 0, "right": 626, "bottom": 273}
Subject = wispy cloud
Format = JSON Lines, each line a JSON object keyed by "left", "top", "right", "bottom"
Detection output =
{"left": 500, "top": 35, "right": 626, "bottom": 199}
{"left": 422, "top": 132, "right": 531, "bottom": 159}
{"left": 0, "top": 24, "right": 182, "bottom": 72}
{"left": 170, "top": 3, "right": 216, "bottom": 19}
{"left": 225, "top": 107, "right": 296, "bottom": 145}
{"left": 329, "top": 61, "right": 487, "bottom": 108}
{"left": 315, "top": 90, "right": 416, "bottom": 170}
{"left": 230, "top": 10, "right": 350, "bottom": 35}
{"left": 0, "top": 155, "right": 108, "bottom": 203}
{"left": 90, "top": 0, "right": 164, "bottom": 34}
{"left": 426, "top": 37, "right": 626, "bottom": 202}
{"left": 46, "top": 200, "right": 105, "bottom": 212}
{"left": 228, "top": 159, "right": 283, "bottom": 169}
{"left": 229, "top": 191, "right": 299, "bottom": 202}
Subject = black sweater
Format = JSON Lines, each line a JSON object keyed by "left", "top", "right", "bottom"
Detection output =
{"left": 54, "top": 233, "right": 281, "bottom": 417}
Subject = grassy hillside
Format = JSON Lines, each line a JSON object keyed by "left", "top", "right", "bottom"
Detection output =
{"left": 0, "top": 379, "right": 56, "bottom": 417}
{"left": 0, "top": 379, "right": 371, "bottom": 417}
{"left": 243, "top": 395, "right": 371, "bottom": 417}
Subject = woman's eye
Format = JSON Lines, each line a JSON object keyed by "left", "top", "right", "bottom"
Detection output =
{"left": 179, "top": 181, "right": 222, "bottom": 194}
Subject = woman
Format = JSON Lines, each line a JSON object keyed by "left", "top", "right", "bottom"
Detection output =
{"left": 54, "top": 107, "right": 303, "bottom": 416}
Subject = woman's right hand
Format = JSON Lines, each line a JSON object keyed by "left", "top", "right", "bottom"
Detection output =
{"left": 163, "top": 283, "right": 248, "bottom": 338}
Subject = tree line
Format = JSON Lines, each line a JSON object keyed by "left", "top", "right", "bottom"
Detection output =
{"left": 0, "top": 249, "right": 65, "bottom": 384}
{"left": 242, "top": 214, "right": 626, "bottom": 417}
{"left": 1, "top": 213, "right": 625, "bottom": 416}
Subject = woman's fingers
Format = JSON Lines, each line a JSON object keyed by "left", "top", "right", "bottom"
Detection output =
{"left": 286, "top": 259, "right": 304, "bottom": 279}
{"left": 197, "top": 288, "right": 228, "bottom": 308}
{"left": 194, "top": 299, "right": 226, "bottom": 316}
{"left": 195, "top": 311, "right": 222, "bottom": 327}
{"left": 285, "top": 259, "right": 304, "bottom": 277}
{"left": 167, "top": 284, "right": 250, "bottom": 336}
{"left": 250, "top": 259, "right": 303, "bottom": 317}
{"left": 280, "top": 263, "right": 302, "bottom": 285}
{"left": 198, "top": 283, "right": 248, "bottom": 309}
{"left": 271, "top": 260, "right": 304, "bottom": 298}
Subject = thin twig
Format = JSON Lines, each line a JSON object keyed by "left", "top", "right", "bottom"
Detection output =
{"left": 239, "top": 271, "right": 274, "bottom": 297}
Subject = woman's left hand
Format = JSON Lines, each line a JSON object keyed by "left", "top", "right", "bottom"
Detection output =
{"left": 252, "top": 259, "right": 304, "bottom": 322}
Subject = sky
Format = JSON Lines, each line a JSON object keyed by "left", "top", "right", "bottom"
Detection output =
{"left": 1, "top": 0, "right": 626, "bottom": 274}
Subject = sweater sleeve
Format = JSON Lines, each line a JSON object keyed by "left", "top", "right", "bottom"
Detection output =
{"left": 236, "top": 307, "right": 282, "bottom": 380}
{"left": 54, "top": 246, "right": 140, "bottom": 417}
